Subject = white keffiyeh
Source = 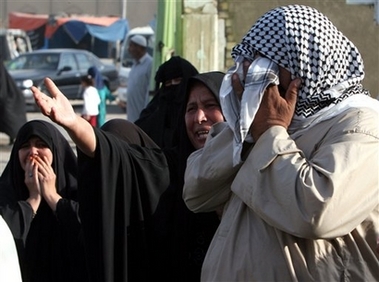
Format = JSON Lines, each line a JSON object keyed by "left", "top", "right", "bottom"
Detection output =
{"left": 220, "top": 56, "right": 279, "bottom": 165}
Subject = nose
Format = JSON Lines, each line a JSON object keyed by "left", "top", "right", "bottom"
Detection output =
{"left": 194, "top": 108, "right": 207, "bottom": 124}
{"left": 29, "top": 146, "right": 38, "bottom": 156}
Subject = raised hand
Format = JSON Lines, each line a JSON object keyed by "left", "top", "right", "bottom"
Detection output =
{"left": 32, "top": 77, "right": 97, "bottom": 157}
{"left": 31, "top": 77, "right": 78, "bottom": 129}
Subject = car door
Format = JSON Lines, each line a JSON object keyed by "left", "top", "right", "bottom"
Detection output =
{"left": 54, "top": 52, "right": 82, "bottom": 99}
{"left": 75, "top": 52, "right": 97, "bottom": 98}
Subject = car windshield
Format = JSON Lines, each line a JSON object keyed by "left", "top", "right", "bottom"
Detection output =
{"left": 7, "top": 53, "right": 60, "bottom": 70}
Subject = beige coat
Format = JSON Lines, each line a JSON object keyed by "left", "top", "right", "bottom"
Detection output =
{"left": 183, "top": 107, "right": 379, "bottom": 281}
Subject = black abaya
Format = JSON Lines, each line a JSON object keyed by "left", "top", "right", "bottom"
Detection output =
{"left": 0, "top": 120, "right": 88, "bottom": 282}
{"left": 77, "top": 120, "right": 170, "bottom": 282}
{"left": 0, "top": 60, "right": 27, "bottom": 141}
{"left": 135, "top": 56, "right": 198, "bottom": 148}
{"left": 152, "top": 72, "right": 226, "bottom": 282}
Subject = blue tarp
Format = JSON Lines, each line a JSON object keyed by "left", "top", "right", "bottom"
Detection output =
{"left": 48, "top": 19, "right": 129, "bottom": 58}
{"left": 63, "top": 19, "right": 129, "bottom": 44}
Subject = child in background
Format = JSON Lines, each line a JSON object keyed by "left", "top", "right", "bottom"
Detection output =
{"left": 81, "top": 74, "right": 100, "bottom": 127}
{"left": 87, "top": 66, "right": 115, "bottom": 127}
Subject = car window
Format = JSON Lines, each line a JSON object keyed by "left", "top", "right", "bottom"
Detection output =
{"left": 58, "top": 53, "right": 78, "bottom": 70}
{"left": 6, "top": 55, "right": 27, "bottom": 70}
{"left": 7, "top": 53, "right": 60, "bottom": 70}
{"left": 75, "top": 53, "right": 93, "bottom": 71}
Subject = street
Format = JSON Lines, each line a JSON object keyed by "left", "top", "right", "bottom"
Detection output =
{"left": 0, "top": 101, "right": 126, "bottom": 174}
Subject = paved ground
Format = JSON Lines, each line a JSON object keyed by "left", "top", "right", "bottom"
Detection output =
{"left": 0, "top": 101, "right": 126, "bottom": 175}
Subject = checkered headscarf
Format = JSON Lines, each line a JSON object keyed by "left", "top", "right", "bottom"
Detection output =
{"left": 232, "top": 5, "right": 369, "bottom": 121}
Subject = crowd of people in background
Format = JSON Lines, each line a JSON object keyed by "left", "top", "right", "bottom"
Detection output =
{"left": 0, "top": 4, "right": 378, "bottom": 282}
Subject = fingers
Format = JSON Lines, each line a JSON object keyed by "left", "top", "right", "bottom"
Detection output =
{"left": 232, "top": 73, "right": 244, "bottom": 100}
{"left": 285, "top": 78, "right": 301, "bottom": 108}
{"left": 44, "top": 77, "right": 61, "bottom": 98}
{"left": 242, "top": 59, "right": 250, "bottom": 78}
{"left": 31, "top": 85, "right": 51, "bottom": 116}
{"left": 34, "top": 155, "right": 53, "bottom": 176}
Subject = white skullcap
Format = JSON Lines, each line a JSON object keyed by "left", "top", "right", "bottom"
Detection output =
{"left": 130, "top": 35, "right": 147, "bottom": 47}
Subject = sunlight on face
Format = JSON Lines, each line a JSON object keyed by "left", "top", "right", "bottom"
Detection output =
{"left": 18, "top": 137, "right": 53, "bottom": 171}
{"left": 185, "top": 83, "right": 224, "bottom": 149}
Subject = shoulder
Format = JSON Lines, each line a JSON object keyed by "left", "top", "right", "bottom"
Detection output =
{"left": 325, "top": 106, "right": 379, "bottom": 140}
{"left": 141, "top": 53, "right": 153, "bottom": 64}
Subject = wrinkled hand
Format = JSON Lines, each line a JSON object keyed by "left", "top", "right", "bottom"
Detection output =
{"left": 31, "top": 78, "right": 78, "bottom": 129}
{"left": 250, "top": 80, "right": 300, "bottom": 140}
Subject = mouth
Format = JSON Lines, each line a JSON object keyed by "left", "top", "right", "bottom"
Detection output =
{"left": 196, "top": 130, "right": 209, "bottom": 140}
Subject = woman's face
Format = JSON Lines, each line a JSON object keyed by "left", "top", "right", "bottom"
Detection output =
{"left": 18, "top": 136, "right": 53, "bottom": 171}
{"left": 185, "top": 83, "right": 224, "bottom": 150}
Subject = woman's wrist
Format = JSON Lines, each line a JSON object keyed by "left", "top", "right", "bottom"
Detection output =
{"left": 27, "top": 195, "right": 41, "bottom": 218}
{"left": 43, "top": 191, "right": 62, "bottom": 212}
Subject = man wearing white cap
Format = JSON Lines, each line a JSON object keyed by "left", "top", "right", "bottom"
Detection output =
{"left": 125, "top": 35, "right": 153, "bottom": 122}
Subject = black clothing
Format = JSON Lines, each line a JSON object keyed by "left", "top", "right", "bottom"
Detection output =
{"left": 0, "top": 60, "right": 26, "bottom": 141}
{"left": 77, "top": 72, "right": 225, "bottom": 282}
{"left": 77, "top": 120, "right": 170, "bottom": 282}
{"left": 152, "top": 72, "right": 226, "bottom": 282}
{"left": 0, "top": 120, "right": 88, "bottom": 282}
{"left": 135, "top": 56, "right": 198, "bottom": 148}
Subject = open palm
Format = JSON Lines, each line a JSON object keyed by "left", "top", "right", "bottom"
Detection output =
{"left": 32, "top": 77, "right": 77, "bottom": 128}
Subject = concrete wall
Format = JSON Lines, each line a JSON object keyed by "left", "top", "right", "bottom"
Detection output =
{"left": 183, "top": 0, "right": 226, "bottom": 73}
{"left": 0, "top": 0, "right": 157, "bottom": 29}
{"left": 1, "top": 0, "right": 377, "bottom": 96}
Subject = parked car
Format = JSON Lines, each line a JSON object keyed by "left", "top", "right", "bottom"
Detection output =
{"left": 6, "top": 48, "right": 119, "bottom": 104}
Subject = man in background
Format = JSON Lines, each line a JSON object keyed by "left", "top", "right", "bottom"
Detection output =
{"left": 122, "top": 35, "right": 153, "bottom": 122}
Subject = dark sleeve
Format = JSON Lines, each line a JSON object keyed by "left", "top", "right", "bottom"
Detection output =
{"left": 55, "top": 198, "right": 81, "bottom": 233}
{"left": 0, "top": 187, "right": 34, "bottom": 245}
{"left": 77, "top": 128, "right": 170, "bottom": 282}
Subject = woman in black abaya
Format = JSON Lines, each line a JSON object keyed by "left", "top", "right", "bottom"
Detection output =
{"left": 152, "top": 71, "right": 225, "bottom": 282}
{"left": 77, "top": 119, "right": 169, "bottom": 282}
{"left": 135, "top": 56, "right": 198, "bottom": 148}
{"left": 0, "top": 120, "right": 88, "bottom": 282}
{"left": 31, "top": 71, "right": 224, "bottom": 282}
{"left": 0, "top": 59, "right": 27, "bottom": 144}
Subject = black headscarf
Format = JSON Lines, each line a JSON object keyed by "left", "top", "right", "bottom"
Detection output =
{"left": 173, "top": 71, "right": 225, "bottom": 167}
{"left": 0, "top": 60, "right": 27, "bottom": 140}
{"left": 154, "top": 71, "right": 225, "bottom": 282}
{"left": 1, "top": 120, "right": 77, "bottom": 201}
{"left": 135, "top": 56, "right": 198, "bottom": 148}
{"left": 0, "top": 120, "right": 87, "bottom": 282}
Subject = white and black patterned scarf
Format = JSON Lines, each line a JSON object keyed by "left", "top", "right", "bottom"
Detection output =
{"left": 232, "top": 5, "right": 369, "bottom": 121}
{"left": 221, "top": 4, "right": 375, "bottom": 165}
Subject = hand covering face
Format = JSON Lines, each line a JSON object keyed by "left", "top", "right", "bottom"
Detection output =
{"left": 0, "top": 120, "right": 87, "bottom": 282}
{"left": 221, "top": 5, "right": 373, "bottom": 164}
{"left": 231, "top": 5, "right": 369, "bottom": 127}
